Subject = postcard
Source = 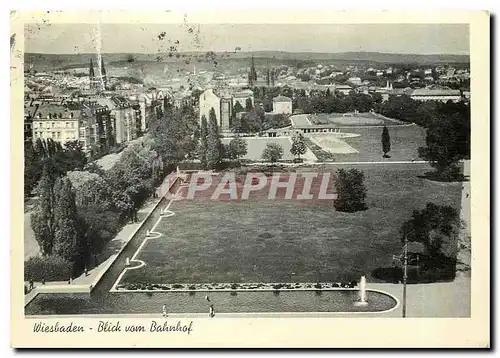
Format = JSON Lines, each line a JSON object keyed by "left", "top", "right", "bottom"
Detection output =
{"left": 10, "top": 9, "right": 490, "bottom": 348}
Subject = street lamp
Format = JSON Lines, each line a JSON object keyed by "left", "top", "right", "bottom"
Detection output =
{"left": 402, "top": 235, "right": 408, "bottom": 318}
{"left": 393, "top": 234, "right": 408, "bottom": 318}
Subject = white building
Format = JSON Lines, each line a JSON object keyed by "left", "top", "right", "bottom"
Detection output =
{"left": 410, "top": 88, "right": 462, "bottom": 103}
{"left": 199, "top": 88, "right": 221, "bottom": 125}
{"left": 232, "top": 89, "right": 254, "bottom": 109}
{"left": 272, "top": 95, "right": 293, "bottom": 114}
{"left": 347, "top": 77, "right": 362, "bottom": 86}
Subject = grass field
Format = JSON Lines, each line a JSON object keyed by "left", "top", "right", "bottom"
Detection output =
{"left": 119, "top": 163, "right": 462, "bottom": 285}
{"left": 222, "top": 137, "right": 296, "bottom": 161}
{"left": 329, "top": 125, "right": 427, "bottom": 162}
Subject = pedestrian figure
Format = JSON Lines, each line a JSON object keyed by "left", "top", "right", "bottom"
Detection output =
{"left": 205, "top": 295, "right": 210, "bottom": 302}
{"left": 29, "top": 280, "right": 34, "bottom": 290}
{"left": 84, "top": 266, "right": 88, "bottom": 277}
{"left": 162, "top": 304, "right": 168, "bottom": 317}
{"left": 466, "top": 193, "right": 469, "bottom": 198}
{"left": 209, "top": 304, "right": 215, "bottom": 318}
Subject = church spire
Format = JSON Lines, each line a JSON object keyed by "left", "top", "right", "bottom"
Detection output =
{"left": 89, "top": 58, "right": 95, "bottom": 78}
{"left": 248, "top": 55, "right": 257, "bottom": 87}
{"left": 100, "top": 57, "right": 106, "bottom": 76}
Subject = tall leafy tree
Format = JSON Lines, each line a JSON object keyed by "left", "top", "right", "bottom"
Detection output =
{"left": 245, "top": 98, "right": 253, "bottom": 112}
{"left": 290, "top": 132, "right": 307, "bottom": 161}
{"left": 381, "top": 125, "right": 391, "bottom": 158}
{"left": 261, "top": 142, "right": 283, "bottom": 163}
{"left": 206, "top": 108, "right": 222, "bottom": 169}
{"left": 53, "top": 178, "right": 81, "bottom": 264}
{"left": 228, "top": 136, "right": 248, "bottom": 160}
{"left": 333, "top": 168, "right": 367, "bottom": 212}
{"left": 418, "top": 113, "right": 467, "bottom": 180}
{"left": 30, "top": 162, "right": 57, "bottom": 256}
{"left": 199, "top": 115, "right": 209, "bottom": 169}
{"left": 400, "top": 203, "right": 460, "bottom": 259}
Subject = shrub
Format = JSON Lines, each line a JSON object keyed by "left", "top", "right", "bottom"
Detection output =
{"left": 314, "top": 283, "right": 322, "bottom": 289}
{"left": 188, "top": 285, "right": 196, "bottom": 290}
{"left": 172, "top": 284, "right": 184, "bottom": 289}
{"left": 24, "top": 255, "right": 72, "bottom": 282}
{"left": 231, "top": 283, "right": 239, "bottom": 290}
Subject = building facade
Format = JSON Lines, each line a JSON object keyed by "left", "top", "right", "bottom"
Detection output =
{"left": 32, "top": 104, "right": 81, "bottom": 146}
{"left": 97, "top": 96, "right": 138, "bottom": 144}
{"left": 410, "top": 88, "right": 462, "bottom": 103}
{"left": 272, "top": 95, "right": 293, "bottom": 114}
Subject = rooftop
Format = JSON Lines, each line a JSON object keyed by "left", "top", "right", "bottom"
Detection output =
{"left": 35, "top": 104, "right": 80, "bottom": 120}
{"left": 273, "top": 95, "right": 292, "bottom": 102}
{"left": 411, "top": 88, "right": 461, "bottom": 96}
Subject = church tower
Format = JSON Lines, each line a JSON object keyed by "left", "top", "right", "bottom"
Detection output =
{"left": 248, "top": 55, "right": 257, "bottom": 87}
{"left": 100, "top": 57, "right": 107, "bottom": 90}
{"left": 89, "top": 58, "right": 95, "bottom": 82}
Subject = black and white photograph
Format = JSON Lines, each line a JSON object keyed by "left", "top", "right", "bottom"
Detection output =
{"left": 10, "top": 10, "right": 489, "bottom": 348}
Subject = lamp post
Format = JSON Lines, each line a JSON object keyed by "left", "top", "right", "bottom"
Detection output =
{"left": 402, "top": 235, "right": 408, "bottom": 318}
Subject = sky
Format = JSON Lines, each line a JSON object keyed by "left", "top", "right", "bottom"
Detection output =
{"left": 25, "top": 23, "right": 470, "bottom": 55}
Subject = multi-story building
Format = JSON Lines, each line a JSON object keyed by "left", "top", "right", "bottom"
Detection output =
{"left": 80, "top": 101, "right": 113, "bottom": 150}
{"left": 97, "top": 96, "right": 138, "bottom": 144}
{"left": 24, "top": 100, "right": 40, "bottom": 142}
{"left": 199, "top": 88, "right": 222, "bottom": 124}
{"left": 199, "top": 88, "right": 254, "bottom": 131}
{"left": 32, "top": 104, "right": 81, "bottom": 146}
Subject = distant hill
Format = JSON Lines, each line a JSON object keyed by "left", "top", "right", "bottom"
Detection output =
{"left": 25, "top": 51, "right": 469, "bottom": 71}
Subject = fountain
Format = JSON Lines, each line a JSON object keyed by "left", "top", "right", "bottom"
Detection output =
{"left": 354, "top": 276, "right": 368, "bottom": 306}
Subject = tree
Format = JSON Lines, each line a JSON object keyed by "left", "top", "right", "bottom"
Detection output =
{"left": 228, "top": 136, "right": 248, "bottom": 160}
{"left": 400, "top": 203, "right": 460, "bottom": 259}
{"left": 262, "top": 142, "right": 283, "bottom": 163}
{"left": 418, "top": 113, "right": 467, "bottom": 180}
{"left": 233, "top": 101, "right": 244, "bottom": 118}
{"left": 381, "top": 125, "right": 391, "bottom": 158}
{"left": 79, "top": 204, "right": 121, "bottom": 257}
{"left": 333, "top": 168, "right": 367, "bottom": 212}
{"left": 199, "top": 115, "right": 209, "bottom": 169}
{"left": 290, "top": 132, "right": 307, "bottom": 161}
{"left": 53, "top": 177, "right": 83, "bottom": 267}
{"left": 30, "top": 163, "right": 57, "bottom": 256}
{"left": 62, "top": 140, "right": 87, "bottom": 171}
{"left": 245, "top": 98, "right": 253, "bottom": 112}
{"left": 206, "top": 108, "right": 222, "bottom": 169}
{"left": 24, "top": 141, "right": 41, "bottom": 197}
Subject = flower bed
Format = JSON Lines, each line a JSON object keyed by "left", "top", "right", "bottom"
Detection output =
{"left": 114, "top": 280, "right": 359, "bottom": 292}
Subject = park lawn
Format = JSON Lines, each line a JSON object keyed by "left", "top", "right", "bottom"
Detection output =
{"left": 330, "top": 125, "right": 427, "bottom": 162}
{"left": 120, "top": 164, "right": 462, "bottom": 285}
{"left": 222, "top": 137, "right": 295, "bottom": 161}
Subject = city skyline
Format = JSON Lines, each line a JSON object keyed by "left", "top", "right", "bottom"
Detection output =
{"left": 25, "top": 23, "right": 470, "bottom": 55}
